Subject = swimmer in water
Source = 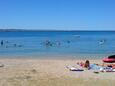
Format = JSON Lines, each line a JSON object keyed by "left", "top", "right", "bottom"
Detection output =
{"left": 99, "top": 39, "right": 106, "bottom": 45}
{"left": 1, "top": 40, "right": 3, "bottom": 46}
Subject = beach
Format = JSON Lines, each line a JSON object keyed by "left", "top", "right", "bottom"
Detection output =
{"left": 0, "top": 58, "right": 115, "bottom": 86}
{"left": 1, "top": 0, "right": 115, "bottom": 85}
{"left": 0, "top": 31, "right": 115, "bottom": 85}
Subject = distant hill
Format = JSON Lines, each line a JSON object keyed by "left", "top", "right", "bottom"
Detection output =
{"left": 0, "top": 29, "right": 47, "bottom": 32}
{"left": 0, "top": 29, "right": 75, "bottom": 32}
{"left": 0, "top": 29, "right": 63, "bottom": 32}
{"left": 0, "top": 29, "right": 28, "bottom": 32}
{"left": 0, "top": 29, "right": 114, "bottom": 32}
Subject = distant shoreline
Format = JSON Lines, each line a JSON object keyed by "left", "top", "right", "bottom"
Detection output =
{"left": 0, "top": 29, "right": 115, "bottom": 32}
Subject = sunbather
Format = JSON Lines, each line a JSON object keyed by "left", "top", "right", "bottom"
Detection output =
{"left": 84, "top": 60, "right": 90, "bottom": 69}
{"left": 77, "top": 60, "right": 90, "bottom": 69}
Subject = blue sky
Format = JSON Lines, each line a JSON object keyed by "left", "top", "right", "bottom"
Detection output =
{"left": 0, "top": 0, "right": 115, "bottom": 30}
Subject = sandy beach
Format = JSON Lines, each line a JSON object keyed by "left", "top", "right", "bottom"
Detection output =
{"left": 0, "top": 58, "right": 114, "bottom": 86}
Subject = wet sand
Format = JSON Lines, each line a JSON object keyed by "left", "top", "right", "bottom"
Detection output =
{"left": 0, "top": 58, "right": 115, "bottom": 86}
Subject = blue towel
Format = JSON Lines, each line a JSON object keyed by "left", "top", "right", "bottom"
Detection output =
{"left": 90, "top": 64, "right": 103, "bottom": 70}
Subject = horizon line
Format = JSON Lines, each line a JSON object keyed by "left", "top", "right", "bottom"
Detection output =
{"left": 0, "top": 29, "right": 115, "bottom": 31}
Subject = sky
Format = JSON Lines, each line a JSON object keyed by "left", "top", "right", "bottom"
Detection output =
{"left": 0, "top": 0, "right": 115, "bottom": 30}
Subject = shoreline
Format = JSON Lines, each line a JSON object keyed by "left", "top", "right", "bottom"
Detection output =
{"left": 0, "top": 53, "right": 110, "bottom": 60}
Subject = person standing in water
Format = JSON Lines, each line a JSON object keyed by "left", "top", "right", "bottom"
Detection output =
{"left": 1, "top": 40, "right": 3, "bottom": 46}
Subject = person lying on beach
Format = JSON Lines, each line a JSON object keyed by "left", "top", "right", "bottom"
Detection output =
{"left": 77, "top": 60, "right": 115, "bottom": 72}
{"left": 77, "top": 60, "right": 90, "bottom": 69}
{"left": 84, "top": 60, "right": 90, "bottom": 69}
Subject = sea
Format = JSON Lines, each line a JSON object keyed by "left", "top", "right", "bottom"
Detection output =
{"left": 0, "top": 31, "right": 115, "bottom": 59}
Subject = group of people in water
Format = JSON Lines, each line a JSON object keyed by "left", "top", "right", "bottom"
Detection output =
{"left": 0, "top": 40, "right": 23, "bottom": 48}
{"left": 41, "top": 40, "right": 70, "bottom": 47}
{"left": 41, "top": 38, "right": 106, "bottom": 48}
{"left": 0, "top": 37, "right": 106, "bottom": 49}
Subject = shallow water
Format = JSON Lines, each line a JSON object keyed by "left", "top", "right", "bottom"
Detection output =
{"left": 0, "top": 31, "right": 115, "bottom": 59}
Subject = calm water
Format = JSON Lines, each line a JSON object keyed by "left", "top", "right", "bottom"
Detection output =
{"left": 0, "top": 31, "right": 115, "bottom": 59}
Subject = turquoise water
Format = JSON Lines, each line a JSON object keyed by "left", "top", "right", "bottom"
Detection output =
{"left": 0, "top": 31, "right": 115, "bottom": 59}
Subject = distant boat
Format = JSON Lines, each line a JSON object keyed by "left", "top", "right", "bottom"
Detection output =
{"left": 73, "top": 35, "right": 80, "bottom": 38}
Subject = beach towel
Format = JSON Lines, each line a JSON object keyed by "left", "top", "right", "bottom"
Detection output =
{"left": 66, "top": 65, "right": 84, "bottom": 71}
{"left": 90, "top": 64, "right": 114, "bottom": 72}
